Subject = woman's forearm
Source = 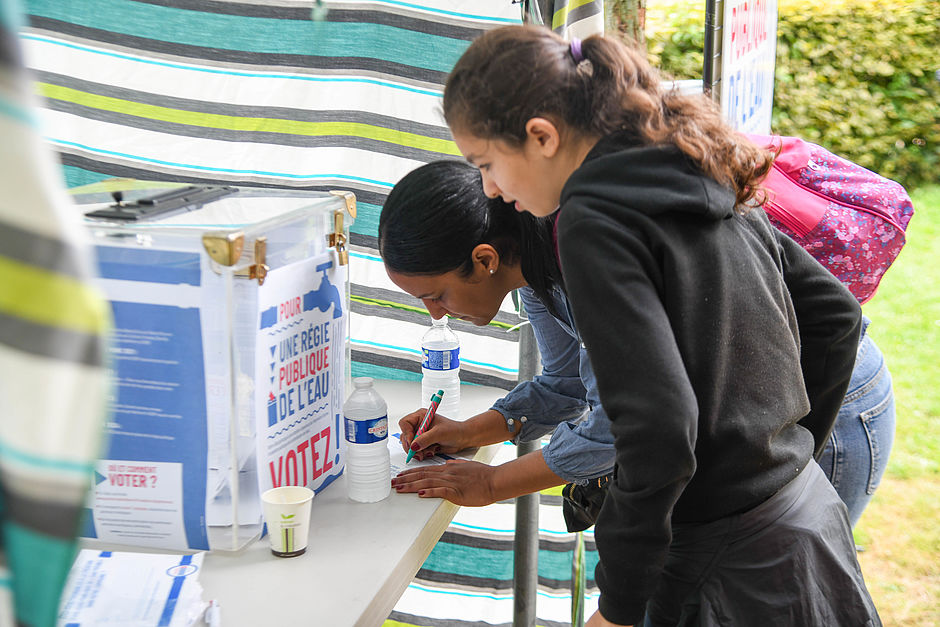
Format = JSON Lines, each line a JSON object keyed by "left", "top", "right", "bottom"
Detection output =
{"left": 489, "top": 449, "right": 567, "bottom": 502}
{"left": 460, "top": 408, "right": 522, "bottom": 448}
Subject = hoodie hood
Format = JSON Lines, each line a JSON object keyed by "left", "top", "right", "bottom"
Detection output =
{"left": 560, "top": 133, "right": 736, "bottom": 222}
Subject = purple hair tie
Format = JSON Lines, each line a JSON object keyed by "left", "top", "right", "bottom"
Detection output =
{"left": 569, "top": 38, "right": 584, "bottom": 64}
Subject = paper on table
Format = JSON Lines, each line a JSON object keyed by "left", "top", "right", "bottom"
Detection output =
{"left": 388, "top": 433, "right": 453, "bottom": 476}
{"left": 57, "top": 549, "right": 208, "bottom": 627}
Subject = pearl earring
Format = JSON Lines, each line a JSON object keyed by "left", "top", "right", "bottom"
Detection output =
{"left": 489, "top": 269, "right": 495, "bottom": 275}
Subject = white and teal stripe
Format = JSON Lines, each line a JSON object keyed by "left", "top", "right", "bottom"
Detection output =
{"left": 1, "top": 3, "right": 110, "bottom": 625}
{"left": 387, "top": 444, "right": 601, "bottom": 627}
{"left": 21, "top": 0, "right": 526, "bottom": 389}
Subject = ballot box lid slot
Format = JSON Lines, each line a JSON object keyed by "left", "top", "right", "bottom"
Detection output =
{"left": 83, "top": 186, "right": 237, "bottom": 222}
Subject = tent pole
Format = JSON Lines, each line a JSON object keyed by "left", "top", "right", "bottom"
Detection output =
{"left": 514, "top": 320, "right": 541, "bottom": 627}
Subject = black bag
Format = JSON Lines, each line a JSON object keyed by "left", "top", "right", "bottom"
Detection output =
{"left": 561, "top": 473, "right": 613, "bottom": 532}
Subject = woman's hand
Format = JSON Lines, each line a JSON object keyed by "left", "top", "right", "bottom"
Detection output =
{"left": 585, "top": 609, "right": 632, "bottom": 627}
{"left": 393, "top": 448, "right": 566, "bottom": 508}
{"left": 398, "top": 410, "right": 469, "bottom": 461}
{"left": 391, "top": 459, "right": 498, "bottom": 506}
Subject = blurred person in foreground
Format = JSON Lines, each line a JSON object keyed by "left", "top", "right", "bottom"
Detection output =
{"left": 0, "top": 2, "right": 111, "bottom": 625}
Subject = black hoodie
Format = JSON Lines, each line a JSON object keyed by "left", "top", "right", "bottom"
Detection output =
{"left": 556, "top": 136, "right": 861, "bottom": 624}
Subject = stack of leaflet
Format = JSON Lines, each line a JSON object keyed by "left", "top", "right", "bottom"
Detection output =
{"left": 57, "top": 550, "right": 209, "bottom": 626}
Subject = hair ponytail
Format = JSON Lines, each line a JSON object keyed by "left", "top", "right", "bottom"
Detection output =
{"left": 444, "top": 25, "right": 774, "bottom": 208}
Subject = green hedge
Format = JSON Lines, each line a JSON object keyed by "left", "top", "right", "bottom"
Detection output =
{"left": 646, "top": 0, "right": 939, "bottom": 190}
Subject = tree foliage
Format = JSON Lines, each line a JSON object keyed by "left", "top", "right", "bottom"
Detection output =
{"left": 647, "top": 0, "right": 939, "bottom": 189}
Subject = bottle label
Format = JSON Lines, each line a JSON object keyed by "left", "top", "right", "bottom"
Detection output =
{"left": 422, "top": 347, "right": 460, "bottom": 371}
{"left": 344, "top": 415, "right": 388, "bottom": 444}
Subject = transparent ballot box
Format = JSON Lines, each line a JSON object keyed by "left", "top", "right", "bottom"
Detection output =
{"left": 73, "top": 182, "right": 355, "bottom": 552}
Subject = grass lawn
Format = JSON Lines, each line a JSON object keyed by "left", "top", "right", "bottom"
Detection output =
{"left": 854, "top": 185, "right": 940, "bottom": 625}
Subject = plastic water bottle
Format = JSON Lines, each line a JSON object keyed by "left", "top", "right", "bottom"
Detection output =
{"left": 343, "top": 377, "right": 390, "bottom": 503}
{"left": 421, "top": 317, "right": 461, "bottom": 419}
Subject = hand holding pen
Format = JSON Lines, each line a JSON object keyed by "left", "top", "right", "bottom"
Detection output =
{"left": 405, "top": 390, "right": 443, "bottom": 463}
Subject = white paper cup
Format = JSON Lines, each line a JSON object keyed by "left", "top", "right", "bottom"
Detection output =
{"left": 261, "top": 486, "right": 314, "bottom": 557}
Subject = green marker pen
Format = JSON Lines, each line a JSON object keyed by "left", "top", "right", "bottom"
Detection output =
{"left": 405, "top": 390, "right": 443, "bottom": 463}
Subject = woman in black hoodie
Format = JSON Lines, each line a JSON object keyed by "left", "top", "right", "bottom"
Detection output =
{"left": 442, "top": 25, "right": 880, "bottom": 627}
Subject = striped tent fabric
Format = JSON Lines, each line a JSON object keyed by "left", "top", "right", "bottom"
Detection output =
{"left": 541, "top": 0, "right": 604, "bottom": 40}
{"left": 388, "top": 443, "right": 602, "bottom": 627}
{"left": 18, "top": 0, "right": 526, "bottom": 393}
{"left": 0, "top": 1, "right": 111, "bottom": 625}
{"left": 16, "top": 1, "right": 605, "bottom": 624}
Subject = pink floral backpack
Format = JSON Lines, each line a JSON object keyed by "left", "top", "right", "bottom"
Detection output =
{"left": 747, "top": 133, "right": 915, "bottom": 303}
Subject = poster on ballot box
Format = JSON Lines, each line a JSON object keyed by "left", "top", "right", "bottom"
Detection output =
{"left": 255, "top": 252, "right": 346, "bottom": 495}
{"left": 84, "top": 248, "right": 211, "bottom": 551}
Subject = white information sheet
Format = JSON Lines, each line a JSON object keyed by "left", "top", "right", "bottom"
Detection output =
{"left": 57, "top": 550, "right": 207, "bottom": 627}
{"left": 91, "top": 460, "right": 188, "bottom": 549}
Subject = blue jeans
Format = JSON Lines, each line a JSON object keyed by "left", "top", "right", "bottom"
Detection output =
{"left": 818, "top": 325, "right": 896, "bottom": 528}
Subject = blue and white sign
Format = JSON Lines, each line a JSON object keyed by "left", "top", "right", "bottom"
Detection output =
{"left": 256, "top": 252, "right": 346, "bottom": 495}
{"left": 85, "top": 247, "right": 210, "bottom": 551}
{"left": 720, "top": 0, "right": 778, "bottom": 133}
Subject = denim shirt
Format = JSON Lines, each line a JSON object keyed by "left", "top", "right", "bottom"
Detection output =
{"left": 491, "top": 286, "right": 616, "bottom": 483}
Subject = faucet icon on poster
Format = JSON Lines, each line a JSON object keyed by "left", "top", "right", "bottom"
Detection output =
{"left": 267, "top": 391, "right": 278, "bottom": 427}
{"left": 303, "top": 261, "right": 343, "bottom": 319}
